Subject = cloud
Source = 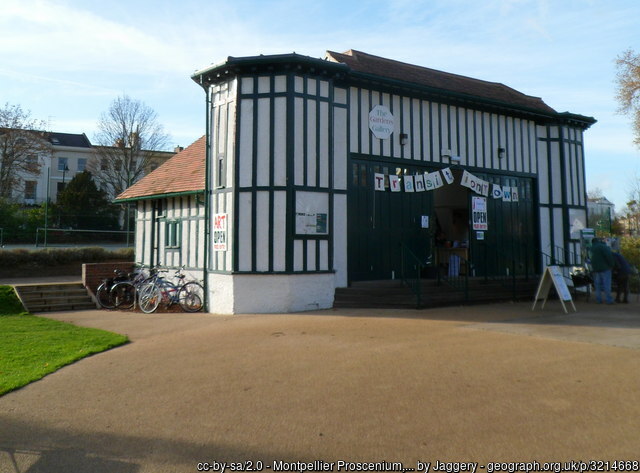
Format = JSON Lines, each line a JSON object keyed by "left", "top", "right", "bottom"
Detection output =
{"left": 0, "top": 0, "right": 193, "bottom": 74}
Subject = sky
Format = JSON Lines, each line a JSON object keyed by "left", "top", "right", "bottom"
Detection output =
{"left": 1, "top": 0, "right": 639, "bottom": 213}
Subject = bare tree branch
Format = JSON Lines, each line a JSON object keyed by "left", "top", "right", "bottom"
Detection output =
{"left": 90, "top": 95, "right": 170, "bottom": 197}
{"left": 615, "top": 49, "right": 640, "bottom": 148}
{"left": 0, "top": 103, "right": 49, "bottom": 198}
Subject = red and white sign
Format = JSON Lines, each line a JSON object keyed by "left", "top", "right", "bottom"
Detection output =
{"left": 213, "top": 213, "right": 228, "bottom": 251}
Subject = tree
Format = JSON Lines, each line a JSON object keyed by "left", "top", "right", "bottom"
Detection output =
{"left": 0, "top": 103, "right": 49, "bottom": 198}
{"left": 90, "top": 95, "right": 170, "bottom": 198}
{"left": 615, "top": 49, "right": 640, "bottom": 148}
{"left": 56, "top": 171, "right": 118, "bottom": 230}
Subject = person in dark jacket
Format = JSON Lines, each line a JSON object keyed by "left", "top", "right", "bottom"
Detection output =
{"left": 613, "top": 252, "right": 632, "bottom": 303}
{"left": 589, "top": 238, "right": 615, "bottom": 304}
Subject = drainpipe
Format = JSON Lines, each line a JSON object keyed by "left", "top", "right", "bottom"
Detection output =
{"left": 202, "top": 85, "right": 212, "bottom": 312}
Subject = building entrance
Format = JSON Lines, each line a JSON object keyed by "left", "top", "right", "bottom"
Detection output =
{"left": 432, "top": 170, "right": 470, "bottom": 275}
{"left": 347, "top": 160, "right": 539, "bottom": 283}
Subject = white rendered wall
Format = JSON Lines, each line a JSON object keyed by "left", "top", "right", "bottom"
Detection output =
{"left": 207, "top": 273, "right": 335, "bottom": 314}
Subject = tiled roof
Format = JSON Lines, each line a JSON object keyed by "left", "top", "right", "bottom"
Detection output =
{"left": 326, "top": 49, "right": 557, "bottom": 114}
{"left": 115, "top": 136, "right": 205, "bottom": 202}
{"left": 47, "top": 132, "right": 92, "bottom": 148}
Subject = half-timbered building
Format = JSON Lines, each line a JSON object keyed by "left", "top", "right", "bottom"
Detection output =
{"left": 123, "top": 49, "right": 596, "bottom": 314}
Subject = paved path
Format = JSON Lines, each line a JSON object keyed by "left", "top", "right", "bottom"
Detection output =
{"left": 1, "top": 300, "right": 640, "bottom": 472}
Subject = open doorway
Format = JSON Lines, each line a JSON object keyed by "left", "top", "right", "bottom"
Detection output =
{"left": 433, "top": 170, "right": 469, "bottom": 276}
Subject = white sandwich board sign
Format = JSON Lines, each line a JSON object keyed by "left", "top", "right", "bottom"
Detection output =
{"left": 532, "top": 265, "right": 576, "bottom": 314}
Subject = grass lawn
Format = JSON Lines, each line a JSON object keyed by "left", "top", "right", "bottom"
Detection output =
{"left": 0, "top": 285, "right": 128, "bottom": 396}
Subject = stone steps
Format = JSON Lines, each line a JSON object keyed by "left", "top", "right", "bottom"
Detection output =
{"left": 14, "top": 282, "right": 97, "bottom": 313}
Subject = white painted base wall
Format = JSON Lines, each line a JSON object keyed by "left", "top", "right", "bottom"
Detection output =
{"left": 206, "top": 272, "right": 336, "bottom": 314}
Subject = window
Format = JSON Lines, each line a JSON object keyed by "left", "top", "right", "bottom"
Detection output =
{"left": 58, "top": 157, "right": 69, "bottom": 172}
{"left": 77, "top": 158, "right": 87, "bottom": 172}
{"left": 165, "top": 220, "right": 181, "bottom": 248}
{"left": 26, "top": 155, "right": 38, "bottom": 172}
{"left": 24, "top": 181, "right": 37, "bottom": 200}
{"left": 217, "top": 154, "right": 226, "bottom": 188}
{"left": 57, "top": 182, "right": 66, "bottom": 195}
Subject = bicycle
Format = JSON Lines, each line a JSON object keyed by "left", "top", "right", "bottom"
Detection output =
{"left": 137, "top": 267, "right": 204, "bottom": 314}
{"left": 96, "top": 269, "right": 130, "bottom": 309}
{"left": 109, "top": 266, "right": 150, "bottom": 310}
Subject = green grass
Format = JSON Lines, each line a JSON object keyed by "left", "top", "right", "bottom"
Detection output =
{"left": 0, "top": 286, "right": 128, "bottom": 396}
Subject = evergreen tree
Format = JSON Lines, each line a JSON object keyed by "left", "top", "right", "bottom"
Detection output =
{"left": 56, "top": 171, "right": 118, "bottom": 230}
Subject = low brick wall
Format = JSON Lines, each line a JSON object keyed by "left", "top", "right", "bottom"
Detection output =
{"left": 83, "top": 261, "right": 135, "bottom": 295}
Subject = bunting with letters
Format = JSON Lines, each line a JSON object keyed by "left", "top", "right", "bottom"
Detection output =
{"left": 373, "top": 167, "right": 520, "bottom": 202}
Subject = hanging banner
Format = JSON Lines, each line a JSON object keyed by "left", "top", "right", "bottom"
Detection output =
{"left": 461, "top": 170, "right": 473, "bottom": 188}
{"left": 462, "top": 170, "right": 489, "bottom": 196}
{"left": 368, "top": 167, "right": 518, "bottom": 204}
{"left": 389, "top": 175, "right": 401, "bottom": 192}
{"left": 502, "top": 186, "right": 512, "bottom": 202}
{"left": 425, "top": 171, "right": 443, "bottom": 190}
{"left": 403, "top": 175, "right": 415, "bottom": 192}
{"left": 374, "top": 173, "right": 386, "bottom": 191}
{"left": 478, "top": 178, "right": 490, "bottom": 197}
{"left": 441, "top": 167, "right": 455, "bottom": 185}
{"left": 414, "top": 174, "right": 426, "bottom": 192}
{"left": 472, "top": 197, "right": 488, "bottom": 231}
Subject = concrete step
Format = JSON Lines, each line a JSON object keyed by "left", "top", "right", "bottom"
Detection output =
{"left": 334, "top": 277, "right": 540, "bottom": 309}
{"left": 14, "top": 282, "right": 97, "bottom": 313}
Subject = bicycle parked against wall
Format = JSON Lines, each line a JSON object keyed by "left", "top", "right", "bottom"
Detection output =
{"left": 108, "top": 266, "right": 150, "bottom": 310}
{"left": 137, "top": 267, "right": 204, "bottom": 314}
{"left": 96, "top": 269, "right": 131, "bottom": 309}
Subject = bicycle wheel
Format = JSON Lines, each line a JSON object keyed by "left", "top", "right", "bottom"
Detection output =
{"left": 138, "top": 283, "right": 162, "bottom": 314}
{"left": 96, "top": 281, "right": 116, "bottom": 309}
{"left": 111, "top": 281, "right": 136, "bottom": 310}
{"left": 178, "top": 282, "right": 204, "bottom": 312}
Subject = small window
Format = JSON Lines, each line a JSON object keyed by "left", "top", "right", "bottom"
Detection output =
{"left": 58, "top": 157, "right": 69, "bottom": 172}
{"left": 77, "top": 158, "right": 87, "bottom": 172}
{"left": 165, "top": 220, "right": 181, "bottom": 248}
{"left": 217, "top": 154, "right": 226, "bottom": 188}
{"left": 24, "top": 181, "right": 37, "bottom": 200}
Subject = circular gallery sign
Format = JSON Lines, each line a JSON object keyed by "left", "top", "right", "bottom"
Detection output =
{"left": 369, "top": 105, "right": 395, "bottom": 139}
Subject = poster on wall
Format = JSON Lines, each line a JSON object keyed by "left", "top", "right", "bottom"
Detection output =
{"left": 295, "top": 191, "right": 329, "bottom": 235}
{"left": 472, "top": 196, "right": 488, "bottom": 231}
{"left": 296, "top": 212, "right": 328, "bottom": 234}
{"left": 213, "top": 213, "right": 228, "bottom": 251}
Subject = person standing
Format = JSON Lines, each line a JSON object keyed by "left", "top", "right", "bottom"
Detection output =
{"left": 613, "top": 251, "right": 632, "bottom": 304}
{"left": 590, "top": 238, "right": 615, "bottom": 304}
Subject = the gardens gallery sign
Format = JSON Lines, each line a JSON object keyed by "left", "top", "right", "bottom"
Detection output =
{"left": 373, "top": 168, "right": 520, "bottom": 202}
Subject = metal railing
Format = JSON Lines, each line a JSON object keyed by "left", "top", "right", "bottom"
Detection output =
{"left": 400, "top": 243, "right": 427, "bottom": 308}
{"left": 400, "top": 241, "right": 587, "bottom": 308}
